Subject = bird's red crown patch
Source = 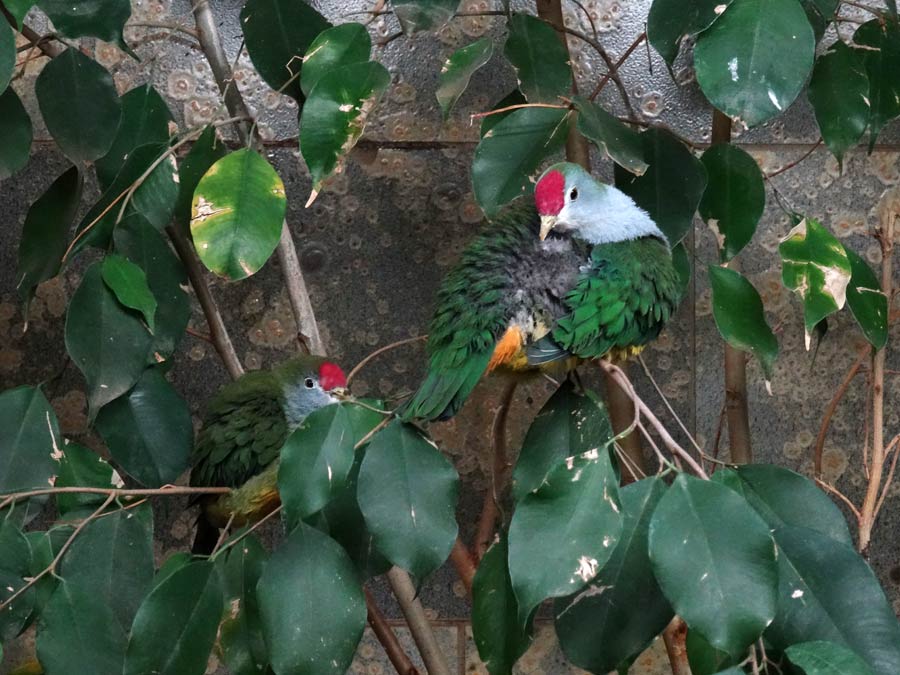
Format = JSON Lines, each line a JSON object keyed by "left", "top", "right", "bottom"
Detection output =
{"left": 535, "top": 169, "right": 565, "bottom": 215}
{"left": 319, "top": 362, "right": 347, "bottom": 391}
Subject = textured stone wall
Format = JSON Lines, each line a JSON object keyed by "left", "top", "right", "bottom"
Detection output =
{"left": 1, "top": 1, "right": 899, "bottom": 673}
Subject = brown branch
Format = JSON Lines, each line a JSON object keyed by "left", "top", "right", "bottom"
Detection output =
{"left": 815, "top": 478, "right": 861, "bottom": 519}
{"left": 470, "top": 102, "right": 569, "bottom": 120}
{"left": 449, "top": 538, "right": 476, "bottom": 594}
{"left": 814, "top": 349, "right": 867, "bottom": 476}
{"left": 211, "top": 504, "right": 283, "bottom": 558}
{"left": 2, "top": 10, "right": 64, "bottom": 58}
{"left": 764, "top": 139, "right": 822, "bottom": 180}
{"left": 0, "top": 485, "right": 231, "bottom": 511}
{"left": 874, "top": 435, "right": 900, "bottom": 518}
{"left": 662, "top": 617, "right": 692, "bottom": 675}
{"left": 365, "top": 588, "right": 421, "bottom": 675}
{"left": 588, "top": 32, "right": 646, "bottom": 102}
{"left": 126, "top": 20, "right": 199, "bottom": 38}
{"left": 384, "top": 567, "right": 452, "bottom": 675}
{"left": 559, "top": 25, "right": 637, "bottom": 119}
{"left": 346, "top": 336, "right": 427, "bottom": 387}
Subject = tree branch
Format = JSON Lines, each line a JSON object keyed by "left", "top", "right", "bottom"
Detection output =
{"left": 814, "top": 349, "right": 866, "bottom": 476}
{"left": 365, "top": 588, "right": 422, "bottom": 675}
{"left": 475, "top": 379, "right": 516, "bottom": 560}
{"left": 450, "top": 538, "right": 476, "bottom": 594}
{"left": 0, "top": 485, "right": 231, "bottom": 511}
{"left": 662, "top": 617, "right": 692, "bottom": 675}
{"left": 385, "top": 566, "right": 452, "bottom": 675}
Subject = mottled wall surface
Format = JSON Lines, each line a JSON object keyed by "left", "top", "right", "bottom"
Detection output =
{"left": 1, "top": 0, "right": 899, "bottom": 673}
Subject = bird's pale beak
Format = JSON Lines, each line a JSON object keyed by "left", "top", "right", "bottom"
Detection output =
{"left": 539, "top": 215, "right": 557, "bottom": 241}
{"left": 330, "top": 387, "right": 350, "bottom": 399}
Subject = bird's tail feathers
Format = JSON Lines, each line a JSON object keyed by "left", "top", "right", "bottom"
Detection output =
{"left": 526, "top": 335, "right": 571, "bottom": 365}
{"left": 398, "top": 352, "right": 491, "bottom": 422}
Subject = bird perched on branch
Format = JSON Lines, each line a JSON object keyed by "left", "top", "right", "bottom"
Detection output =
{"left": 400, "top": 162, "right": 681, "bottom": 422}
{"left": 190, "top": 355, "right": 347, "bottom": 553}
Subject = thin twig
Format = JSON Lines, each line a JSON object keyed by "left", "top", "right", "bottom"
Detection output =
{"left": 127, "top": 20, "right": 199, "bottom": 38}
{"left": 346, "top": 336, "right": 428, "bottom": 387}
{"left": 210, "top": 513, "right": 236, "bottom": 556}
{"left": 765, "top": 139, "right": 823, "bottom": 179}
{"left": 589, "top": 32, "right": 646, "bottom": 102}
{"left": 560, "top": 25, "right": 637, "bottom": 117}
{"left": 365, "top": 588, "right": 421, "bottom": 675}
{"left": 0, "top": 485, "right": 231, "bottom": 511}
{"left": 813, "top": 349, "right": 867, "bottom": 476}
{"left": 211, "top": 505, "right": 283, "bottom": 558}
{"left": 662, "top": 617, "right": 691, "bottom": 675}
{"left": 815, "top": 478, "right": 861, "bottom": 519}
{"left": 637, "top": 355, "right": 704, "bottom": 460}
{"left": 470, "top": 102, "right": 568, "bottom": 120}
{"left": 874, "top": 435, "right": 900, "bottom": 517}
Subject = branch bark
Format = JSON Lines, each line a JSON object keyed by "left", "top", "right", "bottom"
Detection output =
{"left": 385, "top": 567, "right": 452, "bottom": 675}
{"left": 662, "top": 618, "right": 692, "bottom": 675}
{"left": 365, "top": 588, "right": 422, "bottom": 675}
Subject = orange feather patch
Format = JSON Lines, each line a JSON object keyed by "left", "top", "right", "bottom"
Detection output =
{"left": 488, "top": 325, "right": 526, "bottom": 371}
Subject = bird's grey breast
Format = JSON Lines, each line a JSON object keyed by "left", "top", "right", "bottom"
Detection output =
{"left": 505, "top": 235, "right": 584, "bottom": 329}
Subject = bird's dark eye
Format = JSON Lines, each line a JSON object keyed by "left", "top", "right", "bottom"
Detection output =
{"left": 569, "top": 187, "right": 578, "bottom": 201}
{"left": 304, "top": 378, "right": 315, "bottom": 389}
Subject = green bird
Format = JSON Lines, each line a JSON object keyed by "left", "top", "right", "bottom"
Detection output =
{"left": 401, "top": 162, "right": 681, "bottom": 421}
{"left": 190, "top": 355, "right": 347, "bottom": 553}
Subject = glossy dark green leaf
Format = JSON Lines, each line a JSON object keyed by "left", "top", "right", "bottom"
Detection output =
{"left": 473, "top": 106, "right": 568, "bottom": 216}
{"left": 854, "top": 20, "right": 900, "bottom": 149}
{"left": 673, "top": 241, "right": 692, "bottom": 298}
{"left": 472, "top": 537, "right": 533, "bottom": 675}
{"left": 35, "top": 47, "right": 121, "bottom": 163}
{"left": 16, "top": 166, "right": 82, "bottom": 313}
{"left": 300, "top": 61, "right": 391, "bottom": 194}
{"left": 0, "top": 21, "right": 14, "bottom": 95}
{"left": 779, "top": 218, "right": 851, "bottom": 349}
{"left": 0, "top": 520, "right": 34, "bottom": 640}
{"left": 800, "top": 0, "right": 839, "bottom": 40}
{"left": 699, "top": 144, "right": 765, "bottom": 260}
{"left": 508, "top": 444, "right": 622, "bottom": 627}
{"left": 3, "top": 0, "right": 33, "bottom": 28}
{"left": 357, "top": 420, "right": 458, "bottom": 581}
{"left": 436, "top": 37, "right": 493, "bottom": 118}
{"left": 887, "top": 0, "right": 898, "bottom": 18}
{"left": 786, "top": 641, "right": 876, "bottom": 675}
{"left": 101, "top": 253, "right": 157, "bottom": 332}
{"left": 0, "top": 385, "right": 61, "bottom": 494}
{"left": 257, "top": 524, "right": 366, "bottom": 675}
{"left": 190, "top": 148, "right": 286, "bottom": 280}
{"left": 845, "top": 247, "right": 888, "bottom": 349}
{"left": 647, "top": 0, "right": 734, "bottom": 66}
{"left": 393, "top": 0, "right": 458, "bottom": 34}
{"left": 95, "top": 84, "right": 173, "bottom": 190}
{"left": 480, "top": 89, "right": 526, "bottom": 137}
{"left": 240, "top": 0, "right": 330, "bottom": 102}
{"left": 649, "top": 474, "right": 777, "bottom": 656}
{"left": 808, "top": 41, "right": 869, "bottom": 167}
{"left": 614, "top": 128, "right": 707, "bottom": 244}
{"left": 37, "top": 0, "right": 131, "bottom": 49}
{"left": 0, "top": 87, "right": 32, "bottom": 180}
{"left": 504, "top": 13, "right": 571, "bottom": 103}
{"left": 511, "top": 383, "right": 612, "bottom": 502}
{"left": 712, "top": 464, "right": 852, "bottom": 546}
{"left": 218, "top": 535, "right": 269, "bottom": 675}
{"left": 708, "top": 266, "right": 778, "bottom": 381}
{"left": 301, "top": 23, "right": 371, "bottom": 97}
{"left": 556, "top": 477, "right": 673, "bottom": 674}
{"left": 124, "top": 561, "right": 224, "bottom": 675}
{"left": 24, "top": 527, "right": 70, "bottom": 626}
{"left": 55, "top": 442, "right": 121, "bottom": 515}
{"left": 95, "top": 367, "right": 192, "bottom": 487}
{"left": 175, "top": 126, "right": 226, "bottom": 230}
{"left": 36, "top": 581, "right": 127, "bottom": 675}
{"left": 574, "top": 96, "right": 648, "bottom": 175}
{"left": 65, "top": 263, "right": 153, "bottom": 413}
{"left": 766, "top": 525, "right": 900, "bottom": 675}
{"left": 153, "top": 553, "right": 192, "bottom": 590}
{"left": 60, "top": 504, "right": 154, "bottom": 631}
{"left": 687, "top": 629, "right": 738, "bottom": 675}
{"left": 113, "top": 214, "right": 190, "bottom": 362}
{"left": 279, "top": 402, "right": 356, "bottom": 526}
{"left": 694, "top": 0, "right": 814, "bottom": 127}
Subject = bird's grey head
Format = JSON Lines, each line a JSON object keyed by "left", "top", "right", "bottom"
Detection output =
{"left": 534, "top": 162, "right": 667, "bottom": 246}
{"left": 277, "top": 358, "right": 348, "bottom": 428}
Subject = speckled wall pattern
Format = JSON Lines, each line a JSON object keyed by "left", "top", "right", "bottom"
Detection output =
{"left": 1, "top": 0, "right": 899, "bottom": 673}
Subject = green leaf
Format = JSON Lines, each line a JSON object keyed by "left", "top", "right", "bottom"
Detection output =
{"left": 300, "top": 61, "right": 391, "bottom": 195}
{"left": 60, "top": 505, "right": 154, "bottom": 631}
{"left": 153, "top": 552, "right": 192, "bottom": 590}
{"left": 845, "top": 247, "right": 888, "bottom": 349}
{"left": 472, "top": 106, "right": 568, "bottom": 216}
{"left": 648, "top": 474, "right": 778, "bottom": 656}
{"left": 778, "top": 218, "right": 851, "bottom": 350}
{"left": 279, "top": 402, "right": 356, "bottom": 526}
{"left": 508, "top": 444, "right": 622, "bottom": 628}
{"left": 94, "top": 367, "right": 192, "bottom": 487}
{"left": 808, "top": 41, "right": 869, "bottom": 167}
{"left": 614, "top": 128, "right": 707, "bottom": 244}
{"left": 190, "top": 148, "right": 286, "bottom": 281}
{"left": 472, "top": 537, "right": 533, "bottom": 675}
{"left": 101, "top": 253, "right": 157, "bottom": 332}
{"left": 175, "top": 126, "right": 226, "bottom": 230}
{"left": 511, "top": 383, "right": 613, "bottom": 502}
{"left": 672, "top": 241, "right": 692, "bottom": 298}
{"left": 393, "top": 0, "right": 459, "bottom": 34}
{"left": 480, "top": 89, "right": 526, "bottom": 137}
{"left": 16, "top": 166, "right": 83, "bottom": 314}
{"left": 766, "top": 525, "right": 900, "bottom": 675}
{"left": 36, "top": 581, "right": 128, "bottom": 675}
{"left": 800, "top": 0, "right": 839, "bottom": 40}
{"left": 240, "top": 0, "right": 330, "bottom": 102}
{"left": 712, "top": 464, "right": 852, "bottom": 546}
{"left": 0, "top": 21, "right": 14, "bottom": 95}
{"left": 436, "top": 37, "right": 493, "bottom": 119}
{"left": 786, "top": 641, "right": 876, "bottom": 675}
{"left": 95, "top": 84, "right": 173, "bottom": 190}
{"left": 357, "top": 420, "right": 458, "bottom": 581}
{"left": 65, "top": 263, "right": 153, "bottom": 413}
{"left": 124, "top": 561, "right": 224, "bottom": 675}
{"left": 504, "top": 13, "right": 571, "bottom": 103}
{"left": 301, "top": 23, "right": 372, "bottom": 98}
{"left": 687, "top": 629, "right": 738, "bottom": 675}
{"left": 555, "top": 477, "right": 673, "bottom": 674}
{"left": 113, "top": 214, "right": 191, "bottom": 362}
{"left": 0, "top": 520, "right": 34, "bottom": 640}
{"left": 574, "top": 96, "right": 648, "bottom": 175}
{"left": 35, "top": 47, "right": 121, "bottom": 163}
{"left": 0, "top": 385, "right": 61, "bottom": 494}
{"left": 4, "top": 0, "right": 33, "bottom": 28}
{"left": 708, "top": 266, "right": 778, "bottom": 381}
{"left": 218, "top": 535, "right": 269, "bottom": 675}
{"left": 854, "top": 20, "right": 900, "bottom": 149}
{"left": 257, "top": 524, "right": 366, "bottom": 675}
{"left": 25, "top": 527, "right": 70, "bottom": 626}
{"left": 55, "top": 442, "right": 121, "bottom": 516}
{"left": 0, "top": 87, "right": 33, "bottom": 180}
{"left": 694, "top": 0, "right": 815, "bottom": 127}
{"left": 36, "top": 0, "right": 131, "bottom": 49}
{"left": 699, "top": 144, "right": 765, "bottom": 260}
{"left": 647, "top": 0, "right": 734, "bottom": 66}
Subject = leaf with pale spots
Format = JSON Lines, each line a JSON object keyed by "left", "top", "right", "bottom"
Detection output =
{"left": 778, "top": 218, "right": 851, "bottom": 350}
{"left": 0, "top": 385, "right": 62, "bottom": 495}
{"left": 190, "top": 148, "right": 286, "bottom": 281}
{"left": 647, "top": 0, "right": 734, "bottom": 66}
{"left": 436, "top": 37, "right": 493, "bottom": 119}
{"left": 101, "top": 254, "right": 158, "bottom": 333}
{"left": 301, "top": 23, "right": 372, "bottom": 98}
{"left": 853, "top": 20, "right": 900, "bottom": 150}
{"left": 845, "top": 247, "right": 888, "bottom": 349}
{"left": 393, "top": 0, "right": 459, "bottom": 34}
{"left": 508, "top": 438, "right": 622, "bottom": 628}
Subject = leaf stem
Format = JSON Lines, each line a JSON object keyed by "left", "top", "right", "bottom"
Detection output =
{"left": 813, "top": 348, "right": 867, "bottom": 476}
